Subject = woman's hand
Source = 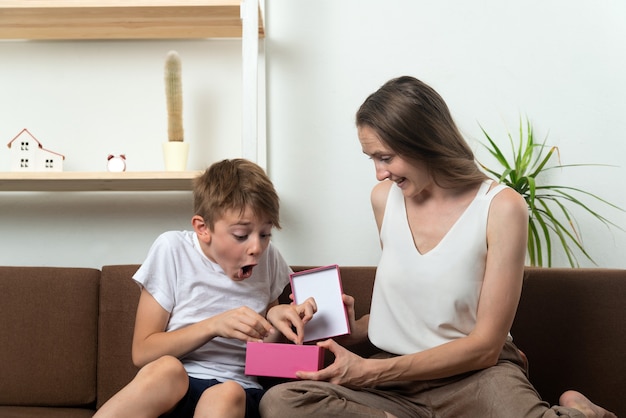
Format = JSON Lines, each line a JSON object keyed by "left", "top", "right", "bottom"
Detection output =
{"left": 333, "top": 294, "right": 370, "bottom": 346}
{"left": 266, "top": 297, "right": 317, "bottom": 344}
{"left": 296, "top": 339, "right": 379, "bottom": 387}
{"left": 343, "top": 293, "right": 357, "bottom": 329}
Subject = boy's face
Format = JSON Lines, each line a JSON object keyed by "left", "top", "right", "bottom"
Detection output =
{"left": 194, "top": 206, "right": 273, "bottom": 281}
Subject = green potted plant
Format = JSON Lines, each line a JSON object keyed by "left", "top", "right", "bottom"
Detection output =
{"left": 162, "top": 50, "right": 189, "bottom": 171}
{"left": 478, "top": 117, "right": 623, "bottom": 267}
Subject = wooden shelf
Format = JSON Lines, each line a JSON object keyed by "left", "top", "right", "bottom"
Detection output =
{"left": 0, "top": 1, "right": 263, "bottom": 191}
{"left": 0, "top": 1, "right": 264, "bottom": 40}
{"left": 0, "top": 171, "right": 202, "bottom": 191}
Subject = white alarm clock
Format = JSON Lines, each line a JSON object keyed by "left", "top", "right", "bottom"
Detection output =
{"left": 107, "top": 154, "right": 126, "bottom": 172}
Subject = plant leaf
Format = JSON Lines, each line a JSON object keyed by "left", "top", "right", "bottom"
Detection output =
{"left": 477, "top": 116, "right": 624, "bottom": 267}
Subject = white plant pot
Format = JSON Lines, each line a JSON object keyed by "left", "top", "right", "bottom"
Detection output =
{"left": 162, "top": 142, "right": 189, "bottom": 171}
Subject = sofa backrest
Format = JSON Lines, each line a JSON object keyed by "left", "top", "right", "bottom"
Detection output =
{"left": 97, "top": 264, "right": 141, "bottom": 409}
{"left": 0, "top": 266, "right": 100, "bottom": 408}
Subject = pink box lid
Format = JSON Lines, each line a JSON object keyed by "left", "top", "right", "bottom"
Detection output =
{"left": 290, "top": 265, "right": 350, "bottom": 342}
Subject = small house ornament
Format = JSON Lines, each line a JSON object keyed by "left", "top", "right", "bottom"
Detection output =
{"left": 6, "top": 128, "right": 65, "bottom": 172}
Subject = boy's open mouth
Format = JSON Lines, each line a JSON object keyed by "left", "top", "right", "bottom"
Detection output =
{"left": 237, "top": 264, "right": 255, "bottom": 279}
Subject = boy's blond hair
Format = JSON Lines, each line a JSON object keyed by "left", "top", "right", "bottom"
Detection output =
{"left": 193, "top": 159, "right": 281, "bottom": 230}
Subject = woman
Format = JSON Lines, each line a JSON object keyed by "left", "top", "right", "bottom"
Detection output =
{"left": 259, "top": 76, "right": 616, "bottom": 418}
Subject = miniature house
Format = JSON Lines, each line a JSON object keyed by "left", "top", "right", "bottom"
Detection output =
{"left": 6, "top": 128, "right": 65, "bottom": 172}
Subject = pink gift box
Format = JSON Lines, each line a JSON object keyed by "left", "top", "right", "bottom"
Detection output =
{"left": 245, "top": 265, "right": 348, "bottom": 379}
{"left": 245, "top": 342, "right": 324, "bottom": 379}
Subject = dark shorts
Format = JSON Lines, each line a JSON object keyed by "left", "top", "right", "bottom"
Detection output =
{"left": 161, "top": 376, "right": 265, "bottom": 418}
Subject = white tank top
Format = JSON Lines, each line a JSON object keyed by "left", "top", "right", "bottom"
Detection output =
{"left": 368, "top": 180, "right": 507, "bottom": 355}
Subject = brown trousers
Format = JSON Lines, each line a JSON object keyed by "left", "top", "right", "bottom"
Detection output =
{"left": 259, "top": 341, "right": 585, "bottom": 418}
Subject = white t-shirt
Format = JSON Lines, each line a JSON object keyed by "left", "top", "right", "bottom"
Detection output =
{"left": 368, "top": 181, "right": 508, "bottom": 355}
{"left": 133, "top": 230, "right": 291, "bottom": 389}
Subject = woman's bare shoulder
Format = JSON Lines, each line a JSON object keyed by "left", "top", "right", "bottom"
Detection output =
{"left": 371, "top": 180, "right": 392, "bottom": 208}
{"left": 371, "top": 180, "right": 392, "bottom": 231}
{"left": 489, "top": 185, "right": 528, "bottom": 226}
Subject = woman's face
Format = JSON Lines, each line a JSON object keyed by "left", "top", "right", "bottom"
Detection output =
{"left": 358, "top": 125, "right": 431, "bottom": 198}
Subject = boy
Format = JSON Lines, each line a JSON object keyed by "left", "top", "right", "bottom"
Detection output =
{"left": 95, "top": 159, "right": 316, "bottom": 418}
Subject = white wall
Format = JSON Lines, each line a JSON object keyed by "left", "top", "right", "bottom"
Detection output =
{"left": 265, "top": 0, "right": 626, "bottom": 268}
{"left": 0, "top": 40, "right": 244, "bottom": 267}
{"left": 1, "top": 0, "right": 625, "bottom": 269}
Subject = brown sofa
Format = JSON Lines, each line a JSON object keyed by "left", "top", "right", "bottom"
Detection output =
{"left": 0, "top": 265, "right": 624, "bottom": 417}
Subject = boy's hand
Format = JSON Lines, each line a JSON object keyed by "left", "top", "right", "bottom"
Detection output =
{"left": 213, "top": 306, "right": 274, "bottom": 342}
{"left": 266, "top": 297, "right": 317, "bottom": 344}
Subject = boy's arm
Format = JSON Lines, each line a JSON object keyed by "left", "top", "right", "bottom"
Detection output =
{"left": 131, "top": 289, "right": 173, "bottom": 367}
{"left": 132, "top": 288, "right": 275, "bottom": 367}
{"left": 262, "top": 300, "right": 286, "bottom": 343}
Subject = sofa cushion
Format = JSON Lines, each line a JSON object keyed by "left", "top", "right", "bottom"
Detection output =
{"left": 97, "top": 265, "right": 141, "bottom": 408}
{"left": 0, "top": 267, "right": 100, "bottom": 407}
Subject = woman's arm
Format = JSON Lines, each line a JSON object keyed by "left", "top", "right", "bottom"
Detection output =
{"left": 371, "top": 180, "right": 391, "bottom": 238}
{"left": 298, "top": 187, "right": 529, "bottom": 385}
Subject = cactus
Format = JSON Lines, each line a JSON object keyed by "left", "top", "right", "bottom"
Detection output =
{"left": 164, "top": 51, "right": 184, "bottom": 142}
